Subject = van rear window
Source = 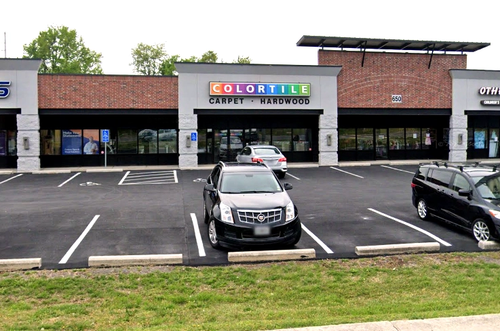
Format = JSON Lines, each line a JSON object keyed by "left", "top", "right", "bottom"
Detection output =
{"left": 415, "top": 167, "right": 429, "bottom": 180}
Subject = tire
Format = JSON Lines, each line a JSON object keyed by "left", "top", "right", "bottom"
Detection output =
{"left": 278, "top": 171, "right": 286, "bottom": 179}
{"left": 289, "top": 225, "right": 302, "bottom": 247}
{"left": 472, "top": 219, "right": 492, "bottom": 242}
{"left": 416, "top": 199, "right": 430, "bottom": 220}
{"left": 207, "top": 218, "right": 221, "bottom": 249}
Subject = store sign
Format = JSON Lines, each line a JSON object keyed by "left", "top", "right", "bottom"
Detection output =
{"left": 0, "top": 81, "right": 11, "bottom": 98}
{"left": 478, "top": 87, "right": 500, "bottom": 106}
{"left": 210, "top": 82, "right": 310, "bottom": 96}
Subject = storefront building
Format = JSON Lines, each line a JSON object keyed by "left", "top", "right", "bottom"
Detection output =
{"left": 1, "top": 36, "right": 499, "bottom": 171}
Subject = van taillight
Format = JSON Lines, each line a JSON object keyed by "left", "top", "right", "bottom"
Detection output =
{"left": 411, "top": 182, "right": 417, "bottom": 188}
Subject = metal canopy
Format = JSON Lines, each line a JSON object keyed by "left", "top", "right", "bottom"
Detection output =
{"left": 296, "top": 36, "right": 490, "bottom": 53}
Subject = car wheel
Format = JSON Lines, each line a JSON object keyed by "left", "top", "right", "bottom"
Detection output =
{"left": 207, "top": 218, "right": 221, "bottom": 249}
{"left": 278, "top": 171, "right": 286, "bottom": 179}
{"left": 472, "top": 219, "right": 492, "bottom": 242}
{"left": 417, "top": 199, "right": 430, "bottom": 220}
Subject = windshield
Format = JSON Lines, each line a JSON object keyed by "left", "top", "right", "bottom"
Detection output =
{"left": 472, "top": 173, "right": 500, "bottom": 199}
{"left": 255, "top": 147, "right": 280, "bottom": 156}
{"left": 220, "top": 173, "right": 282, "bottom": 194}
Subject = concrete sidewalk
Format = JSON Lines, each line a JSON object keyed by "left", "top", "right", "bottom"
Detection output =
{"left": 269, "top": 314, "right": 500, "bottom": 331}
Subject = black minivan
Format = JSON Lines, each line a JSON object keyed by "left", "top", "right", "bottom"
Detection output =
{"left": 411, "top": 162, "right": 500, "bottom": 242}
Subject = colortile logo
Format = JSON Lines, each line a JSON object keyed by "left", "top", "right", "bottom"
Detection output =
{"left": 210, "top": 82, "right": 310, "bottom": 96}
{"left": 0, "top": 81, "right": 11, "bottom": 98}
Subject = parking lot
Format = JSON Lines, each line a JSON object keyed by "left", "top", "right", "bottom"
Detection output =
{"left": 0, "top": 164, "right": 491, "bottom": 270}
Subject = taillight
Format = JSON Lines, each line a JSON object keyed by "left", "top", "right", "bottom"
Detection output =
{"left": 252, "top": 157, "right": 264, "bottom": 163}
{"left": 411, "top": 182, "right": 416, "bottom": 188}
{"left": 278, "top": 157, "right": 287, "bottom": 162}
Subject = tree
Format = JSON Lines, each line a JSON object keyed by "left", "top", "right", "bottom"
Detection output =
{"left": 131, "top": 43, "right": 169, "bottom": 75}
{"left": 23, "top": 26, "right": 103, "bottom": 74}
{"left": 199, "top": 51, "right": 218, "bottom": 63}
{"left": 233, "top": 56, "right": 251, "bottom": 64}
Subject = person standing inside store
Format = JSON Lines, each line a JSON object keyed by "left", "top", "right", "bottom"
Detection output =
{"left": 84, "top": 136, "right": 98, "bottom": 154}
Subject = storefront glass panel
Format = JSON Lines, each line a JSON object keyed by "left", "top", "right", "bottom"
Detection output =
{"left": 292, "top": 128, "right": 311, "bottom": 151}
{"left": 489, "top": 129, "right": 499, "bottom": 158}
{"left": 41, "top": 130, "right": 61, "bottom": 155}
{"left": 83, "top": 129, "right": 100, "bottom": 155}
{"left": 158, "top": 129, "right": 177, "bottom": 154}
{"left": 376, "top": 129, "right": 388, "bottom": 159}
{"left": 273, "top": 128, "right": 292, "bottom": 152}
{"left": 357, "top": 128, "right": 374, "bottom": 151}
{"left": 7, "top": 130, "right": 16, "bottom": 156}
{"left": 389, "top": 128, "right": 404, "bottom": 150}
{"left": 339, "top": 128, "right": 356, "bottom": 151}
{"left": 138, "top": 129, "right": 157, "bottom": 154}
{"left": 117, "top": 129, "right": 137, "bottom": 154}
{"left": 0, "top": 130, "right": 6, "bottom": 156}
{"left": 62, "top": 129, "right": 83, "bottom": 155}
{"left": 406, "top": 128, "right": 421, "bottom": 149}
{"left": 474, "top": 128, "right": 487, "bottom": 149}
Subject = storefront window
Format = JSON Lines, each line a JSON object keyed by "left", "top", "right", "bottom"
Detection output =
{"left": 99, "top": 129, "right": 117, "bottom": 154}
{"left": 7, "top": 130, "right": 16, "bottom": 156}
{"left": 273, "top": 128, "right": 292, "bottom": 152}
{"left": 62, "top": 129, "right": 83, "bottom": 155}
{"left": 138, "top": 129, "right": 157, "bottom": 154}
{"left": 0, "top": 130, "right": 6, "bottom": 156}
{"left": 198, "top": 129, "right": 207, "bottom": 153}
{"left": 292, "top": 128, "right": 311, "bottom": 151}
{"left": 422, "top": 128, "right": 436, "bottom": 150}
{"left": 489, "top": 129, "right": 499, "bottom": 158}
{"left": 389, "top": 128, "right": 404, "bottom": 150}
{"left": 41, "top": 130, "right": 61, "bottom": 155}
{"left": 117, "top": 129, "right": 137, "bottom": 154}
{"left": 83, "top": 129, "right": 100, "bottom": 155}
{"left": 357, "top": 128, "right": 373, "bottom": 150}
{"left": 406, "top": 128, "right": 420, "bottom": 150}
{"left": 339, "top": 128, "right": 356, "bottom": 151}
{"left": 474, "top": 128, "right": 487, "bottom": 149}
{"left": 158, "top": 129, "right": 177, "bottom": 154}
{"left": 249, "top": 128, "right": 271, "bottom": 145}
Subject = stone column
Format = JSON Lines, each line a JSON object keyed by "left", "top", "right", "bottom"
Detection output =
{"left": 319, "top": 113, "right": 338, "bottom": 166}
{"left": 448, "top": 114, "right": 468, "bottom": 162}
{"left": 178, "top": 114, "right": 198, "bottom": 169}
{"left": 16, "top": 114, "right": 40, "bottom": 171}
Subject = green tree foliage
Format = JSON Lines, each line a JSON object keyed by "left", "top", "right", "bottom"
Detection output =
{"left": 131, "top": 43, "right": 169, "bottom": 75}
{"left": 233, "top": 56, "right": 252, "bottom": 64}
{"left": 23, "top": 26, "right": 103, "bottom": 74}
{"left": 199, "top": 51, "right": 218, "bottom": 63}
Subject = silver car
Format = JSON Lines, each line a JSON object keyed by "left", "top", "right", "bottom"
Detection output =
{"left": 236, "top": 145, "right": 287, "bottom": 178}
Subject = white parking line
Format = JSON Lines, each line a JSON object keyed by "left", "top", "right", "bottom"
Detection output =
{"left": 368, "top": 208, "right": 452, "bottom": 247}
{"left": 380, "top": 165, "right": 415, "bottom": 174}
{"left": 59, "top": 215, "right": 100, "bottom": 264}
{"left": 190, "top": 213, "right": 206, "bottom": 257}
{"left": 58, "top": 172, "right": 81, "bottom": 187}
{"left": 286, "top": 173, "right": 300, "bottom": 180}
{"left": 118, "top": 171, "right": 131, "bottom": 185}
{"left": 0, "top": 174, "right": 23, "bottom": 185}
{"left": 301, "top": 223, "right": 334, "bottom": 254}
{"left": 330, "top": 167, "right": 364, "bottom": 178}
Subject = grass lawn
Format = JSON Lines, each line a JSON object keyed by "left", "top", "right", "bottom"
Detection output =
{"left": 1, "top": 251, "right": 500, "bottom": 331}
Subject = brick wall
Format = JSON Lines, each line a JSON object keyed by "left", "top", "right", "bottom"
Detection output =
{"left": 38, "top": 74, "right": 178, "bottom": 109}
{"left": 319, "top": 50, "right": 467, "bottom": 109}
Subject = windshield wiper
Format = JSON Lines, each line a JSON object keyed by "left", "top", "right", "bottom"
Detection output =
{"left": 239, "top": 190, "right": 276, "bottom": 194}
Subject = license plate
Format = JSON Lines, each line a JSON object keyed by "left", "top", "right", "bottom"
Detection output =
{"left": 254, "top": 226, "right": 271, "bottom": 236}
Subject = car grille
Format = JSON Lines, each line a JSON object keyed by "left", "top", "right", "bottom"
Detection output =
{"left": 237, "top": 209, "right": 282, "bottom": 224}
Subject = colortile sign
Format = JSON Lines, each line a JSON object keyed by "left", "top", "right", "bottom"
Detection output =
{"left": 209, "top": 82, "right": 311, "bottom": 105}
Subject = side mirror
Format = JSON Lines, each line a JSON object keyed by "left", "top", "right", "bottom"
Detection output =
{"left": 283, "top": 182, "right": 293, "bottom": 190}
{"left": 458, "top": 189, "right": 472, "bottom": 197}
{"left": 204, "top": 183, "right": 216, "bottom": 192}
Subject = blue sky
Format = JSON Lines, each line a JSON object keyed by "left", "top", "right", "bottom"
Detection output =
{"left": 1, "top": 0, "right": 499, "bottom": 74}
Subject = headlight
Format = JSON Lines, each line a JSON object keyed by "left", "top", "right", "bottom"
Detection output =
{"left": 285, "top": 201, "right": 295, "bottom": 222}
{"left": 488, "top": 209, "right": 500, "bottom": 219}
{"left": 219, "top": 202, "right": 234, "bottom": 224}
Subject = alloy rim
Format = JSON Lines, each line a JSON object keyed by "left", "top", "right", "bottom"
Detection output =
{"left": 473, "top": 221, "right": 490, "bottom": 241}
{"left": 417, "top": 200, "right": 427, "bottom": 219}
{"left": 209, "top": 221, "right": 217, "bottom": 244}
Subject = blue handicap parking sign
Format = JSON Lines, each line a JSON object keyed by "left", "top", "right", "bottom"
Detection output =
{"left": 102, "top": 129, "right": 110, "bottom": 143}
{"left": 191, "top": 132, "right": 197, "bottom": 141}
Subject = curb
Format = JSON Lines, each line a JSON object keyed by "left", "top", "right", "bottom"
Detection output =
{"left": 88, "top": 254, "right": 183, "bottom": 267}
{"left": 0, "top": 258, "right": 42, "bottom": 271}
{"left": 478, "top": 241, "right": 500, "bottom": 250}
{"left": 355, "top": 242, "right": 440, "bottom": 256}
{"left": 86, "top": 168, "right": 124, "bottom": 173}
{"left": 228, "top": 248, "right": 316, "bottom": 263}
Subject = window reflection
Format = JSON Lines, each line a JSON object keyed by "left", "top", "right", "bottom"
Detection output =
{"left": 292, "top": 128, "right": 311, "bottom": 151}
{"left": 158, "top": 129, "right": 177, "bottom": 154}
{"left": 357, "top": 128, "right": 373, "bottom": 150}
{"left": 138, "top": 129, "right": 157, "bottom": 154}
{"left": 389, "top": 128, "right": 404, "bottom": 150}
{"left": 117, "top": 129, "right": 137, "bottom": 154}
{"left": 406, "top": 128, "right": 420, "bottom": 150}
{"left": 339, "top": 128, "right": 356, "bottom": 151}
{"left": 273, "top": 128, "right": 292, "bottom": 151}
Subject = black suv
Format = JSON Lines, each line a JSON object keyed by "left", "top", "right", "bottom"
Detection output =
{"left": 411, "top": 162, "right": 500, "bottom": 242}
{"left": 202, "top": 161, "right": 302, "bottom": 249}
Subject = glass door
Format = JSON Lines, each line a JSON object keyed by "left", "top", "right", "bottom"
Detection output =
{"left": 376, "top": 128, "right": 388, "bottom": 160}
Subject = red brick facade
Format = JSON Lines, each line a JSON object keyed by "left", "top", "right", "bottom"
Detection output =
{"left": 319, "top": 50, "right": 467, "bottom": 109}
{"left": 38, "top": 75, "right": 178, "bottom": 109}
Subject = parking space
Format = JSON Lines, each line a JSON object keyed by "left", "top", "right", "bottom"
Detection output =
{"left": 0, "top": 164, "right": 489, "bottom": 270}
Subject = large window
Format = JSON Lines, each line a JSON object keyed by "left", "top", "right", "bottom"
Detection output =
{"left": 338, "top": 128, "right": 356, "bottom": 151}
{"left": 117, "top": 129, "right": 138, "bottom": 154}
{"left": 273, "top": 128, "right": 292, "bottom": 152}
{"left": 357, "top": 128, "right": 374, "bottom": 151}
{"left": 83, "top": 129, "right": 100, "bottom": 155}
{"left": 406, "top": 128, "right": 420, "bottom": 150}
{"left": 292, "top": 128, "right": 311, "bottom": 151}
{"left": 138, "top": 129, "right": 157, "bottom": 154}
{"left": 159, "top": 129, "right": 177, "bottom": 154}
{"left": 389, "top": 128, "right": 404, "bottom": 150}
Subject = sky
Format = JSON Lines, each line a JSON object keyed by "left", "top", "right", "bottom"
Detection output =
{"left": 1, "top": 0, "right": 499, "bottom": 75}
